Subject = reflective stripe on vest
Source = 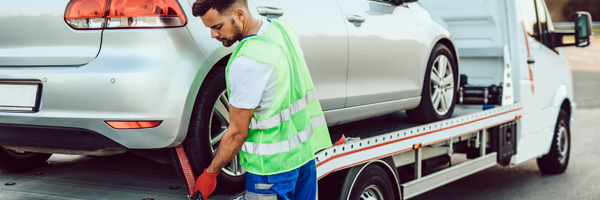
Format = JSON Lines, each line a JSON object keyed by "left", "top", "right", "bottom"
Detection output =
{"left": 249, "top": 90, "right": 319, "bottom": 130}
{"left": 241, "top": 114, "right": 327, "bottom": 155}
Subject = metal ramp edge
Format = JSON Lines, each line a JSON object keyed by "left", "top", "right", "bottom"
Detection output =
{"left": 402, "top": 152, "right": 498, "bottom": 199}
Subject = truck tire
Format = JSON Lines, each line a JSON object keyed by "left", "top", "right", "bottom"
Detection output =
{"left": 407, "top": 44, "right": 458, "bottom": 123}
{"left": 0, "top": 146, "right": 51, "bottom": 173}
{"left": 536, "top": 110, "right": 571, "bottom": 174}
{"left": 170, "top": 65, "right": 245, "bottom": 194}
{"left": 349, "top": 164, "right": 396, "bottom": 200}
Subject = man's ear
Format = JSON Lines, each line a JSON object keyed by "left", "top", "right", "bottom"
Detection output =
{"left": 233, "top": 7, "right": 245, "bottom": 22}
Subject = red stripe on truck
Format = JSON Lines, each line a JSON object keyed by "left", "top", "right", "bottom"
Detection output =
{"left": 522, "top": 22, "right": 535, "bottom": 93}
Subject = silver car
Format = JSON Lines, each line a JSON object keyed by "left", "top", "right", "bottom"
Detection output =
{"left": 0, "top": 0, "right": 457, "bottom": 193}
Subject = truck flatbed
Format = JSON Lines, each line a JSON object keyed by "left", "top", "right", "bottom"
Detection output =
{"left": 318, "top": 103, "right": 523, "bottom": 199}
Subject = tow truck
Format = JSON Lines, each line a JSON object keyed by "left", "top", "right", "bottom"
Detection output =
{"left": 310, "top": 0, "right": 593, "bottom": 199}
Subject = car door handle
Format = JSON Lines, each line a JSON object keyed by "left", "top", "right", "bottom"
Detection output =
{"left": 527, "top": 58, "right": 535, "bottom": 64}
{"left": 346, "top": 15, "right": 365, "bottom": 23}
{"left": 257, "top": 6, "right": 284, "bottom": 18}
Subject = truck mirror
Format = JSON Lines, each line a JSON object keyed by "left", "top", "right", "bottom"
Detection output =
{"left": 575, "top": 11, "right": 594, "bottom": 47}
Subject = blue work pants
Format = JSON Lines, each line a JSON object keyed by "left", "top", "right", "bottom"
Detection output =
{"left": 244, "top": 160, "right": 317, "bottom": 200}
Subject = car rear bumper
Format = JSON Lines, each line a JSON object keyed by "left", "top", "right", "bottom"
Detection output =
{"left": 0, "top": 123, "right": 124, "bottom": 151}
{"left": 0, "top": 27, "right": 211, "bottom": 150}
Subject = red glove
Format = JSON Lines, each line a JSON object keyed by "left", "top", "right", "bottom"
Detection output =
{"left": 194, "top": 169, "right": 219, "bottom": 200}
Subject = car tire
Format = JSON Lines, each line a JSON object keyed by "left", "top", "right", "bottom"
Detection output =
{"left": 170, "top": 65, "right": 245, "bottom": 194}
{"left": 0, "top": 146, "right": 51, "bottom": 173}
{"left": 536, "top": 110, "right": 571, "bottom": 174}
{"left": 407, "top": 44, "right": 458, "bottom": 123}
{"left": 349, "top": 164, "right": 396, "bottom": 200}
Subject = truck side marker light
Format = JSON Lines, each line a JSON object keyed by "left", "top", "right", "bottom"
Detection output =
{"left": 413, "top": 143, "right": 422, "bottom": 149}
{"left": 516, "top": 115, "right": 521, "bottom": 120}
{"left": 105, "top": 121, "right": 162, "bottom": 129}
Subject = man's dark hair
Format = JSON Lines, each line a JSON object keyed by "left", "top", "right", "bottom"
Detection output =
{"left": 192, "top": 0, "right": 248, "bottom": 17}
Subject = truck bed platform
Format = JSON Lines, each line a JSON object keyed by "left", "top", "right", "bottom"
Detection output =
{"left": 317, "top": 103, "right": 523, "bottom": 198}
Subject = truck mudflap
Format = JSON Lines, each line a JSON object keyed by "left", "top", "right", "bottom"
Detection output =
{"left": 490, "top": 121, "right": 518, "bottom": 166}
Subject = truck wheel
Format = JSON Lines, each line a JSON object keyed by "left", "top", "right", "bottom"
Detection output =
{"left": 0, "top": 146, "right": 51, "bottom": 173}
{"left": 537, "top": 110, "right": 571, "bottom": 174}
{"left": 349, "top": 164, "right": 396, "bottom": 200}
{"left": 407, "top": 44, "right": 457, "bottom": 123}
{"left": 170, "top": 65, "right": 245, "bottom": 194}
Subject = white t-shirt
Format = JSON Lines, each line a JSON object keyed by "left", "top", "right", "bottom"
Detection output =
{"left": 228, "top": 20, "right": 277, "bottom": 117}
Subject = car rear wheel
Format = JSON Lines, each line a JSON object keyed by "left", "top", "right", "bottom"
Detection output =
{"left": 407, "top": 44, "right": 458, "bottom": 123}
{"left": 0, "top": 146, "right": 51, "bottom": 173}
{"left": 170, "top": 65, "right": 245, "bottom": 194}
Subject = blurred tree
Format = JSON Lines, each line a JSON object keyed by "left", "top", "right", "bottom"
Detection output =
{"left": 545, "top": 0, "right": 569, "bottom": 22}
{"left": 562, "top": 0, "right": 600, "bottom": 22}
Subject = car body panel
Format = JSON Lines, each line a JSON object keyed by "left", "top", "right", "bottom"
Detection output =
{"left": 0, "top": 0, "right": 102, "bottom": 66}
{"left": 0, "top": 0, "right": 456, "bottom": 151}
{"left": 186, "top": 0, "right": 350, "bottom": 111}
{"left": 337, "top": 0, "right": 422, "bottom": 107}
{"left": 405, "top": 2, "right": 456, "bottom": 97}
{"left": 0, "top": 27, "right": 206, "bottom": 149}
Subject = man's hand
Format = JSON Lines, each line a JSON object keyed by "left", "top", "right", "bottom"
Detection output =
{"left": 193, "top": 169, "right": 219, "bottom": 200}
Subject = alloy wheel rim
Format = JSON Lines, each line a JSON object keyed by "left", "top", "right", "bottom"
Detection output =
{"left": 429, "top": 55, "right": 454, "bottom": 116}
{"left": 557, "top": 121, "right": 569, "bottom": 164}
{"left": 360, "top": 185, "right": 384, "bottom": 200}
{"left": 208, "top": 91, "right": 246, "bottom": 176}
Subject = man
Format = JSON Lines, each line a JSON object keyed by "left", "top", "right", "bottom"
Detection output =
{"left": 191, "top": 0, "right": 332, "bottom": 199}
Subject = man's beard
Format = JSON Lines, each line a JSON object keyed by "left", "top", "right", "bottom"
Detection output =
{"left": 220, "top": 19, "right": 243, "bottom": 47}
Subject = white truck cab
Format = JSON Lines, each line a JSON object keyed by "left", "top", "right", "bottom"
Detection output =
{"left": 419, "top": 0, "right": 592, "bottom": 165}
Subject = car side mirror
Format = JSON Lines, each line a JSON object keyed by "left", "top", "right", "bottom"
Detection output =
{"left": 575, "top": 11, "right": 594, "bottom": 47}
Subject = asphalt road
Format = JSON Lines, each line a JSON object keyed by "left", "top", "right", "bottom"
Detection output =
{"left": 1, "top": 43, "right": 599, "bottom": 200}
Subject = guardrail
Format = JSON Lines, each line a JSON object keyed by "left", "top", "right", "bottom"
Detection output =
{"left": 554, "top": 22, "right": 600, "bottom": 29}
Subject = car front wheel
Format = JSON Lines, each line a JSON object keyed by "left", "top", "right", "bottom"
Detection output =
{"left": 407, "top": 44, "right": 458, "bottom": 123}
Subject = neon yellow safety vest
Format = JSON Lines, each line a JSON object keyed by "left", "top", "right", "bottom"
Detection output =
{"left": 225, "top": 19, "right": 332, "bottom": 175}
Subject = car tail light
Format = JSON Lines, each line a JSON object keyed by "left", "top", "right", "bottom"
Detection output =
{"left": 65, "top": 0, "right": 106, "bottom": 29}
{"left": 65, "top": 0, "right": 187, "bottom": 30}
{"left": 105, "top": 121, "right": 163, "bottom": 129}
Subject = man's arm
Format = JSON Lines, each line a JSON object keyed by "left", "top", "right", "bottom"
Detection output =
{"left": 205, "top": 105, "right": 254, "bottom": 174}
